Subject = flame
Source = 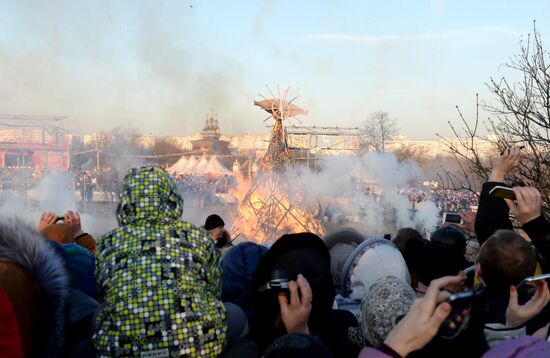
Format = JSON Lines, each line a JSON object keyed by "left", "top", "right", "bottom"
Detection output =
{"left": 230, "top": 172, "right": 325, "bottom": 245}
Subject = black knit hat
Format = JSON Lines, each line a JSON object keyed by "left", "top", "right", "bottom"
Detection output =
{"left": 204, "top": 214, "right": 225, "bottom": 230}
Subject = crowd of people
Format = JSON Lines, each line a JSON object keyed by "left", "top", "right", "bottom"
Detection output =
{"left": 2, "top": 146, "right": 550, "bottom": 357}
{"left": 397, "top": 187, "right": 479, "bottom": 213}
{"left": 73, "top": 168, "right": 120, "bottom": 203}
{"left": 0, "top": 167, "right": 40, "bottom": 190}
{"left": 171, "top": 174, "right": 237, "bottom": 207}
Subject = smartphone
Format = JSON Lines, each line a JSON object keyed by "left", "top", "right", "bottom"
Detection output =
{"left": 438, "top": 289, "right": 485, "bottom": 339}
{"left": 500, "top": 145, "right": 525, "bottom": 155}
{"left": 519, "top": 273, "right": 550, "bottom": 287}
{"left": 489, "top": 186, "right": 516, "bottom": 200}
{"left": 443, "top": 212, "right": 463, "bottom": 225}
{"left": 55, "top": 215, "right": 64, "bottom": 223}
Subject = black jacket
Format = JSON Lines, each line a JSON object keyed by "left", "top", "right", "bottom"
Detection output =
{"left": 474, "top": 181, "right": 550, "bottom": 333}
{"left": 474, "top": 181, "right": 550, "bottom": 272}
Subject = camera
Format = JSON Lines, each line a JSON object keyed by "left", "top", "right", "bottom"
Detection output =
{"left": 259, "top": 270, "right": 290, "bottom": 293}
{"left": 442, "top": 212, "right": 463, "bottom": 225}
{"left": 438, "top": 287, "right": 486, "bottom": 339}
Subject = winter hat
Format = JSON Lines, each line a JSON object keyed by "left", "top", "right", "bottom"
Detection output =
{"left": 431, "top": 226, "right": 467, "bottom": 256}
{"left": 205, "top": 214, "right": 225, "bottom": 230}
{"left": 360, "top": 276, "right": 415, "bottom": 346}
{"left": 323, "top": 228, "right": 365, "bottom": 290}
{"left": 252, "top": 233, "right": 335, "bottom": 351}
{"left": 341, "top": 238, "right": 410, "bottom": 301}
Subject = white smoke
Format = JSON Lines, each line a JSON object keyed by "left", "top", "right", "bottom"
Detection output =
{"left": 0, "top": 190, "right": 31, "bottom": 223}
{"left": 296, "top": 152, "right": 439, "bottom": 237}
{"left": 34, "top": 172, "right": 78, "bottom": 214}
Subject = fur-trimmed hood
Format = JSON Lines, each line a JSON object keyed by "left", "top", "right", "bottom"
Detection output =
{"left": 0, "top": 217, "right": 68, "bottom": 357}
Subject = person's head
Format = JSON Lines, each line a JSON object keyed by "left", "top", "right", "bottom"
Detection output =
{"left": 205, "top": 214, "right": 225, "bottom": 240}
{"left": 340, "top": 238, "right": 410, "bottom": 301}
{"left": 252, "top": 233, "right": 334, "bottom": 348}
{"left": 392, "top": 227, "right": 423, "bottom": 255}
{"left": 392, "top": 227, "right": 423, "bottom": 272}
{"left": 431, "top": 226, "right": 467, "bottom": 256}
{"left": 116, "top": 166, "right": 183, "bottom": 226}
{"left": 406, "top": 239, "right": 466, "bottom": 290}
{"left": 477, "top": 230, "right": 536, "bottom": 292}
{"left": 323, "top": 228, "right": 365, "bottom": 291}
{"left": 361, "top": 276, "right": 416, "bottom": 347}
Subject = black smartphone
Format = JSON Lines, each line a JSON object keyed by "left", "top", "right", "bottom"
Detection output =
{"left": 489, "top": 186, "right": 516, "bottom": 200}
{"left": 500, "top": 145, "right": 525, "bottom": 155}
{"left": 438, "top": 289, "right": 485, "bottom": 339}
{"left": 55, "top": 215, "right": 65, "bottom": 223}
{"left": 443, "top": 212, "right": 463, "bottom": 225}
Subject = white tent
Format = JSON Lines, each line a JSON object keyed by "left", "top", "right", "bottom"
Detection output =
{"left": 203, "top": 156, "right": 233, "bottom": 175}
{"left": 191, "top": 156, "right": 210, "bottom": 174}
{"left": 181, "top": 156, "right": 198, "bottom": 173}
{"left": 168, "top": 156, "right": 190, "bottom": 174}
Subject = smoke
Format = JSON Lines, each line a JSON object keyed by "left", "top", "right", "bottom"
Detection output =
{"left": 0, "top": 172, "right": 78, "bottom": 226}
{"left": 296, "top": 152, "right": 439, "bottom": 237}
{"left": 34, "top": 172, "right": 78, "bottom": 213}
{"left": 0, "top": 190, "right": 31, "bottom": 222}
{"left": 0, "top": 1, "right": 258, "bottom": 136}
{"left": 0, "top": 172, "right": 116, "bottom": 237}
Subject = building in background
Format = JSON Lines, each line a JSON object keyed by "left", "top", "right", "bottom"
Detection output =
{"left": 0, "top": 115, "right": 70, "bottom": 170}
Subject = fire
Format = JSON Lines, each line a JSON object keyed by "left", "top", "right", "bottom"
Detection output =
{"left": 230, "top": 172, "right": 325, "bottom": 245}
{"left": 230, "top": 89, "right": 325, "bottom": 244}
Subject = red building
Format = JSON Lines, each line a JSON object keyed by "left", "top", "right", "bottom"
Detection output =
{"left": 0, "top": 116, "right": 70, "bottom": 171}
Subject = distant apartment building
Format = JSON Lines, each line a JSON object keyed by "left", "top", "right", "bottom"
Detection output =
{"left": 385, "top": 135, "right": 496, "bottom": 158}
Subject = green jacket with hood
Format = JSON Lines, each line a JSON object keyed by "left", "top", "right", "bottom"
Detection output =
{"left": 94, "top": 166, "right": 226, "bottom": 357}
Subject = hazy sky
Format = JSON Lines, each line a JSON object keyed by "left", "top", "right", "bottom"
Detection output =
{"left": 0, "top": 0, "right": 549, "bottom": 139}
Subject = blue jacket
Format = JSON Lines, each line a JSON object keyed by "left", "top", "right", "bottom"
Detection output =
{"left": 222, "top": 242, "right": 267, "bottom": 318}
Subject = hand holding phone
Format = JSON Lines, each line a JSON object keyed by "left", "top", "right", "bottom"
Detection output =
{"left": 518, "top": 273, "right": 550, "bottom": 288}
{"left": 37, "top": 212, "right": 58, "bottom": 232}
{"left": 438, "top": 288, "right": 485, "bottom": 339}
{"left": 277, "top": 274, "right": 312, "bottom": 335}
{"left": 506, "top": 279, "right": 550, "bottom": 328}
{"left": 489, "top": 186, "right": 516, "bottom": 200}
{"left": 443, "top": 212, "right": 464, "bottom": 225}
{"left": 490, "top": 146, "right": 522, "bottom": 182}
{"left": 384, "top": 275, "right": 466, "bottom": 357}
{"left": 503, "top": 186, "right": 542, "bottom": 225}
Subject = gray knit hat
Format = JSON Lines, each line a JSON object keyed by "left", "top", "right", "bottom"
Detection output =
{"left": 361, "top": 276, "right": 416, "bottom": 346}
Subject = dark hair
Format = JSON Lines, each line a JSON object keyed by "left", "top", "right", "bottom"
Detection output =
{"left": 215, "top": 230, "right": 232, "bottom": 248}
{"left": 431, "top": 226, "right": 467, "bottom": 255}
{"left": 392, "top": 227, "right": 423, "bottom": 254}
{"left": 406, "top": 240, "right": 465, "bottom": 286}
{"left": 478, "top": 230, "right": 536, "bottom": 291}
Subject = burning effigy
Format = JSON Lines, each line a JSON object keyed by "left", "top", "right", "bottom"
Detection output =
{"left": 231, "top": 90, "right": 325, "bottom": 244}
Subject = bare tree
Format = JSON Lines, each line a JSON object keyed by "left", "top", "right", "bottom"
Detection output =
{"left": 440, "top": 22, "right": 550, "bottom": 202}
{"left": 437, "top": 94, "right": 493, "bottom": 194}
{"left": 360, "top": 111, "right": 398, "bottom": 152}
{"left": 485, "top": 23, "right": 550, "bottom": 200}
{"left": 151, "top": 138, "right": 185, "bottom": 166}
